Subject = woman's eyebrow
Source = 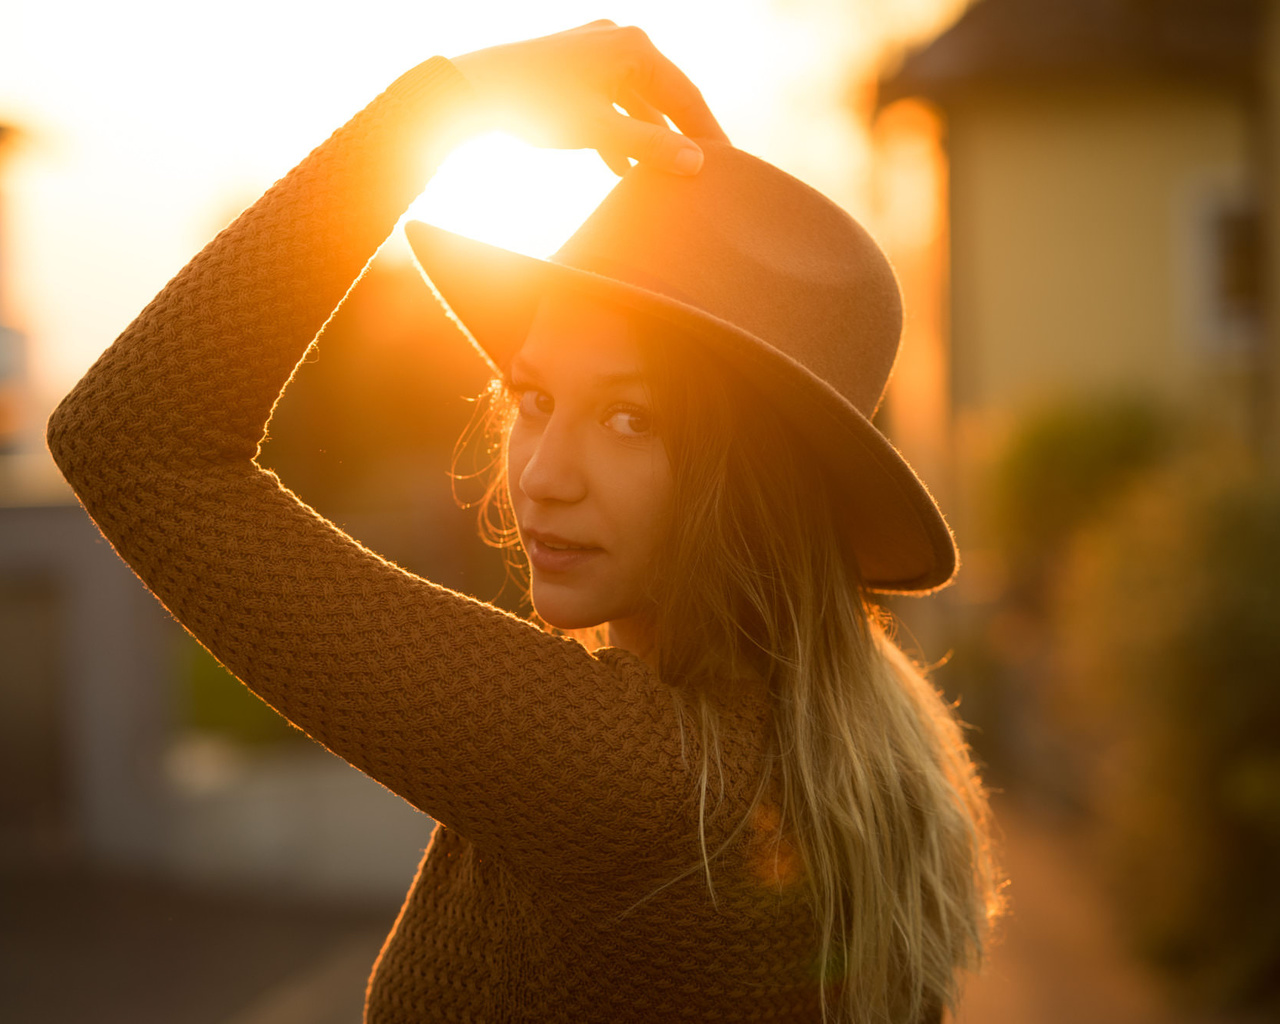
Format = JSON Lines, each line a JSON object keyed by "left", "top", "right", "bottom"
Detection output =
{"left": 508, "top": 356, "right": 542, "bottom": 381}
{"left": 591, "top": 369, "right": 646, "bottom": 389}
{"left": 508, "top": 357, "right": 645, "bottom": 391}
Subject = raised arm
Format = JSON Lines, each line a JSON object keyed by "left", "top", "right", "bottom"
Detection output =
{"left": 45, "top": 27, "right": 745, "bottom": 879}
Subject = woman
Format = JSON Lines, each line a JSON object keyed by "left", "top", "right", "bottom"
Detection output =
{"left": 47, "top": 20, "right": 1003, "bottom": 1024}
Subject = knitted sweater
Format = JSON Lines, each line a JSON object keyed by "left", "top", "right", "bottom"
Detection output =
{"left": 45, "top": 57, "right": 833, "bottom": 1022}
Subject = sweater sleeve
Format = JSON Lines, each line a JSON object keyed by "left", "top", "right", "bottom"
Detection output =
{"left": 45, "top": 56, "right": 720, "bottom": 881}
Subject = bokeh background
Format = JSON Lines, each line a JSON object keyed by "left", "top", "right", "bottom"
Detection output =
{"left": 2, "top": 1, "right": 1278, "bottom": 1022}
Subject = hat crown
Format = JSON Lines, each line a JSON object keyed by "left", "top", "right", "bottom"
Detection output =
{"left": 551, "top": 141, "right": 903, "bottom": 418}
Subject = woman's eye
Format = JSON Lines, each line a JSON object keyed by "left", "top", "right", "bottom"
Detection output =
{"left": 605, "top": 407, "right": 653, "bottom": 438}
{"left": 517, "top": 388, "right": 553, "bottom": 417}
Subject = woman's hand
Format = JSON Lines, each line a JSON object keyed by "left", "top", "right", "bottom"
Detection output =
{"left": 450, "top": 20, "right": 729, "bottom": 177}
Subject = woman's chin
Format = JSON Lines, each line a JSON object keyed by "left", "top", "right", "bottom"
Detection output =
{"left": 529, "top": 592, "right": 607, "bottom": 632}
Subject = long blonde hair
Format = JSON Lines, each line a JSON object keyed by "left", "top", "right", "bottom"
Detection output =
{"left": 460, "top": 316, "right": 1005, "bottom": 1023}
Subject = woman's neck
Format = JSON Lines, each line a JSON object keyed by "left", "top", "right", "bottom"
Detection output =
{"left": 606, "top": 615, "right": 659, "bottom": 671}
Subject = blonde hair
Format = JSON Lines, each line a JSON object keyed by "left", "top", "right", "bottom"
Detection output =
{"left": 460, "top": 317, "right": 1005, "bottom": 1023}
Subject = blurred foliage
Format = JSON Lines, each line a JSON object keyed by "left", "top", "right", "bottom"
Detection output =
{"left": 978, "top": 393, "right": 1280, "bottom": 1014}
{"left": 1052, "top": 456, "right": 1280, "bottom": 1014}
{"left": 936, "top": 396, "right": 1181, "bottom": 789}
{"left": 992, "top": 395, "right": 1177, "bottom": 587}
{"left": 176, "top": 635, "right": 304, "bottom": 746}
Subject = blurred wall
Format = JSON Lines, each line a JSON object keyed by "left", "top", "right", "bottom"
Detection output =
{"left": 0, "top": 503, "right": 172, "bottom": 866}
{"left": 949, "top": 86, "right": 1251, "bottom": 414}
{"left": 946, "top": 82, "right": 1257, "bottom": 545}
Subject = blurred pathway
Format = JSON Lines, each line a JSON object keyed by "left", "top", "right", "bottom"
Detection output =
{"left": 954, "top": 797, "right": 1243, "bottom": 1024}
{"left": 220, "top": 931, "right": 384, "bottom": 1024}
{"left": 0, "top": 864, "right": 392, "bottom": 1024}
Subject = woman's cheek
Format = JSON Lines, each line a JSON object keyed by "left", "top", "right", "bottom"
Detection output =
{"left": 505, "top": 430, "right": 532, "bottom": 499}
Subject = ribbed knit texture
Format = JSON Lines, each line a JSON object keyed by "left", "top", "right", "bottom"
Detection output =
{"left": 46, "top": 56, "right": 830, "bottom": 1022}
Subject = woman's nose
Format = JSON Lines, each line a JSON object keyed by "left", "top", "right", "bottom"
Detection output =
{"left": 517, "top": 416, "right": 588, "bottom": 505}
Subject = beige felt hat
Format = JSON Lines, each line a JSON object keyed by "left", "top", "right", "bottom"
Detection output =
{"left": 405, "top": 138, "right": 957, "bottom": 593}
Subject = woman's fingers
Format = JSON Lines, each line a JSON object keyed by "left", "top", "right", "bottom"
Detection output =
{"left": 604, "top": 90, "right": 674, "bottom": 176}
{"left": 589, "top": 27, "right": 724, "bottom": 171}
{"left": 596, "top": 108, "right": 705, "bottom": 175}
{"left": 630, "top": 47, "right": 730, "bottom": 145}
{"left": 597, "top": 146, "right": 635, "bottom": 177}
{"left": 616, "top": 86, "right": 667, "bottom": 128}
{"left": 607, "top": 88, "right": 663, "bottom": 174}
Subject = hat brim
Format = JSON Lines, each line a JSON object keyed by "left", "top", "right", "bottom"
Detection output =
{"left": 405, "top": 220, "right": 958, "bottom": 595}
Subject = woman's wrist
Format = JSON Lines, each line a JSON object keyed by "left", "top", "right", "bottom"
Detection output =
{"left": 381, "top": 56, "right": 487, "bottom": 161}
{"left": 385, "top": 55, "right": 474, "bottom": 110}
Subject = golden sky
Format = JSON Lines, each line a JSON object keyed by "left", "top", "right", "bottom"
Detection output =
{"left": 0, "top": 0, "right": 966, "bottom": 412}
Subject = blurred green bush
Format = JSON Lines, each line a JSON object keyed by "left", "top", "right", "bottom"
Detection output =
{"left": 986, "top": 394, "right": 1280, "bottom": 1014}
{"left": 176, "top": 635, "right": 305, "bottom": 747}
{"left": 992, "top": 395, "right": 1176, "bottom": 593}
{"left": 1053, "top": 452, "right": 1280, "bottom": 1014}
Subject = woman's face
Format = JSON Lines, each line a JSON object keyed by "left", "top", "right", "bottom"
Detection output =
{"left": 506, "top": 294, "right": 673, "bottom": 643}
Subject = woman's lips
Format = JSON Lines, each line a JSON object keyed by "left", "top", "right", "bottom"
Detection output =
{"left": 526, "top": 535, "right": 603, "bottom": 574}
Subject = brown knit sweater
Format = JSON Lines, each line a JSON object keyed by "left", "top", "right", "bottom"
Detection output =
{"left": 45, "top": 57, "right": 833, "bottom": 1021}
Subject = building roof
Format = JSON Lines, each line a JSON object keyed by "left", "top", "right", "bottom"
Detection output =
{"left": 878, "top": 0, "right": 1263, "bottom": 107}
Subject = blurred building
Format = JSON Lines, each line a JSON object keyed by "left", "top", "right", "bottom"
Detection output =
{"left": 875, "top": 0, "right": 1268, "bottom": 554}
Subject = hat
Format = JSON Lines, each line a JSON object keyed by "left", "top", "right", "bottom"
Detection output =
{"left": 404, "top": 138, "right": 957, "bottom": 593}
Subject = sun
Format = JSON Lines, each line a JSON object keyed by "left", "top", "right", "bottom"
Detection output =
{"left": 401, "top": 131, "right": 621, "bottom": 259}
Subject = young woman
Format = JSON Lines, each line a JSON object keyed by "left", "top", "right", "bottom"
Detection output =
{"left": 47, "top": 20, "right": 1003, "bottom": 1024}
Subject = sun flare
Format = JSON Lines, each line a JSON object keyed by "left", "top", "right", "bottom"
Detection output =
{"left": 403, "top": 132, "right": 621, "bottom": 258}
